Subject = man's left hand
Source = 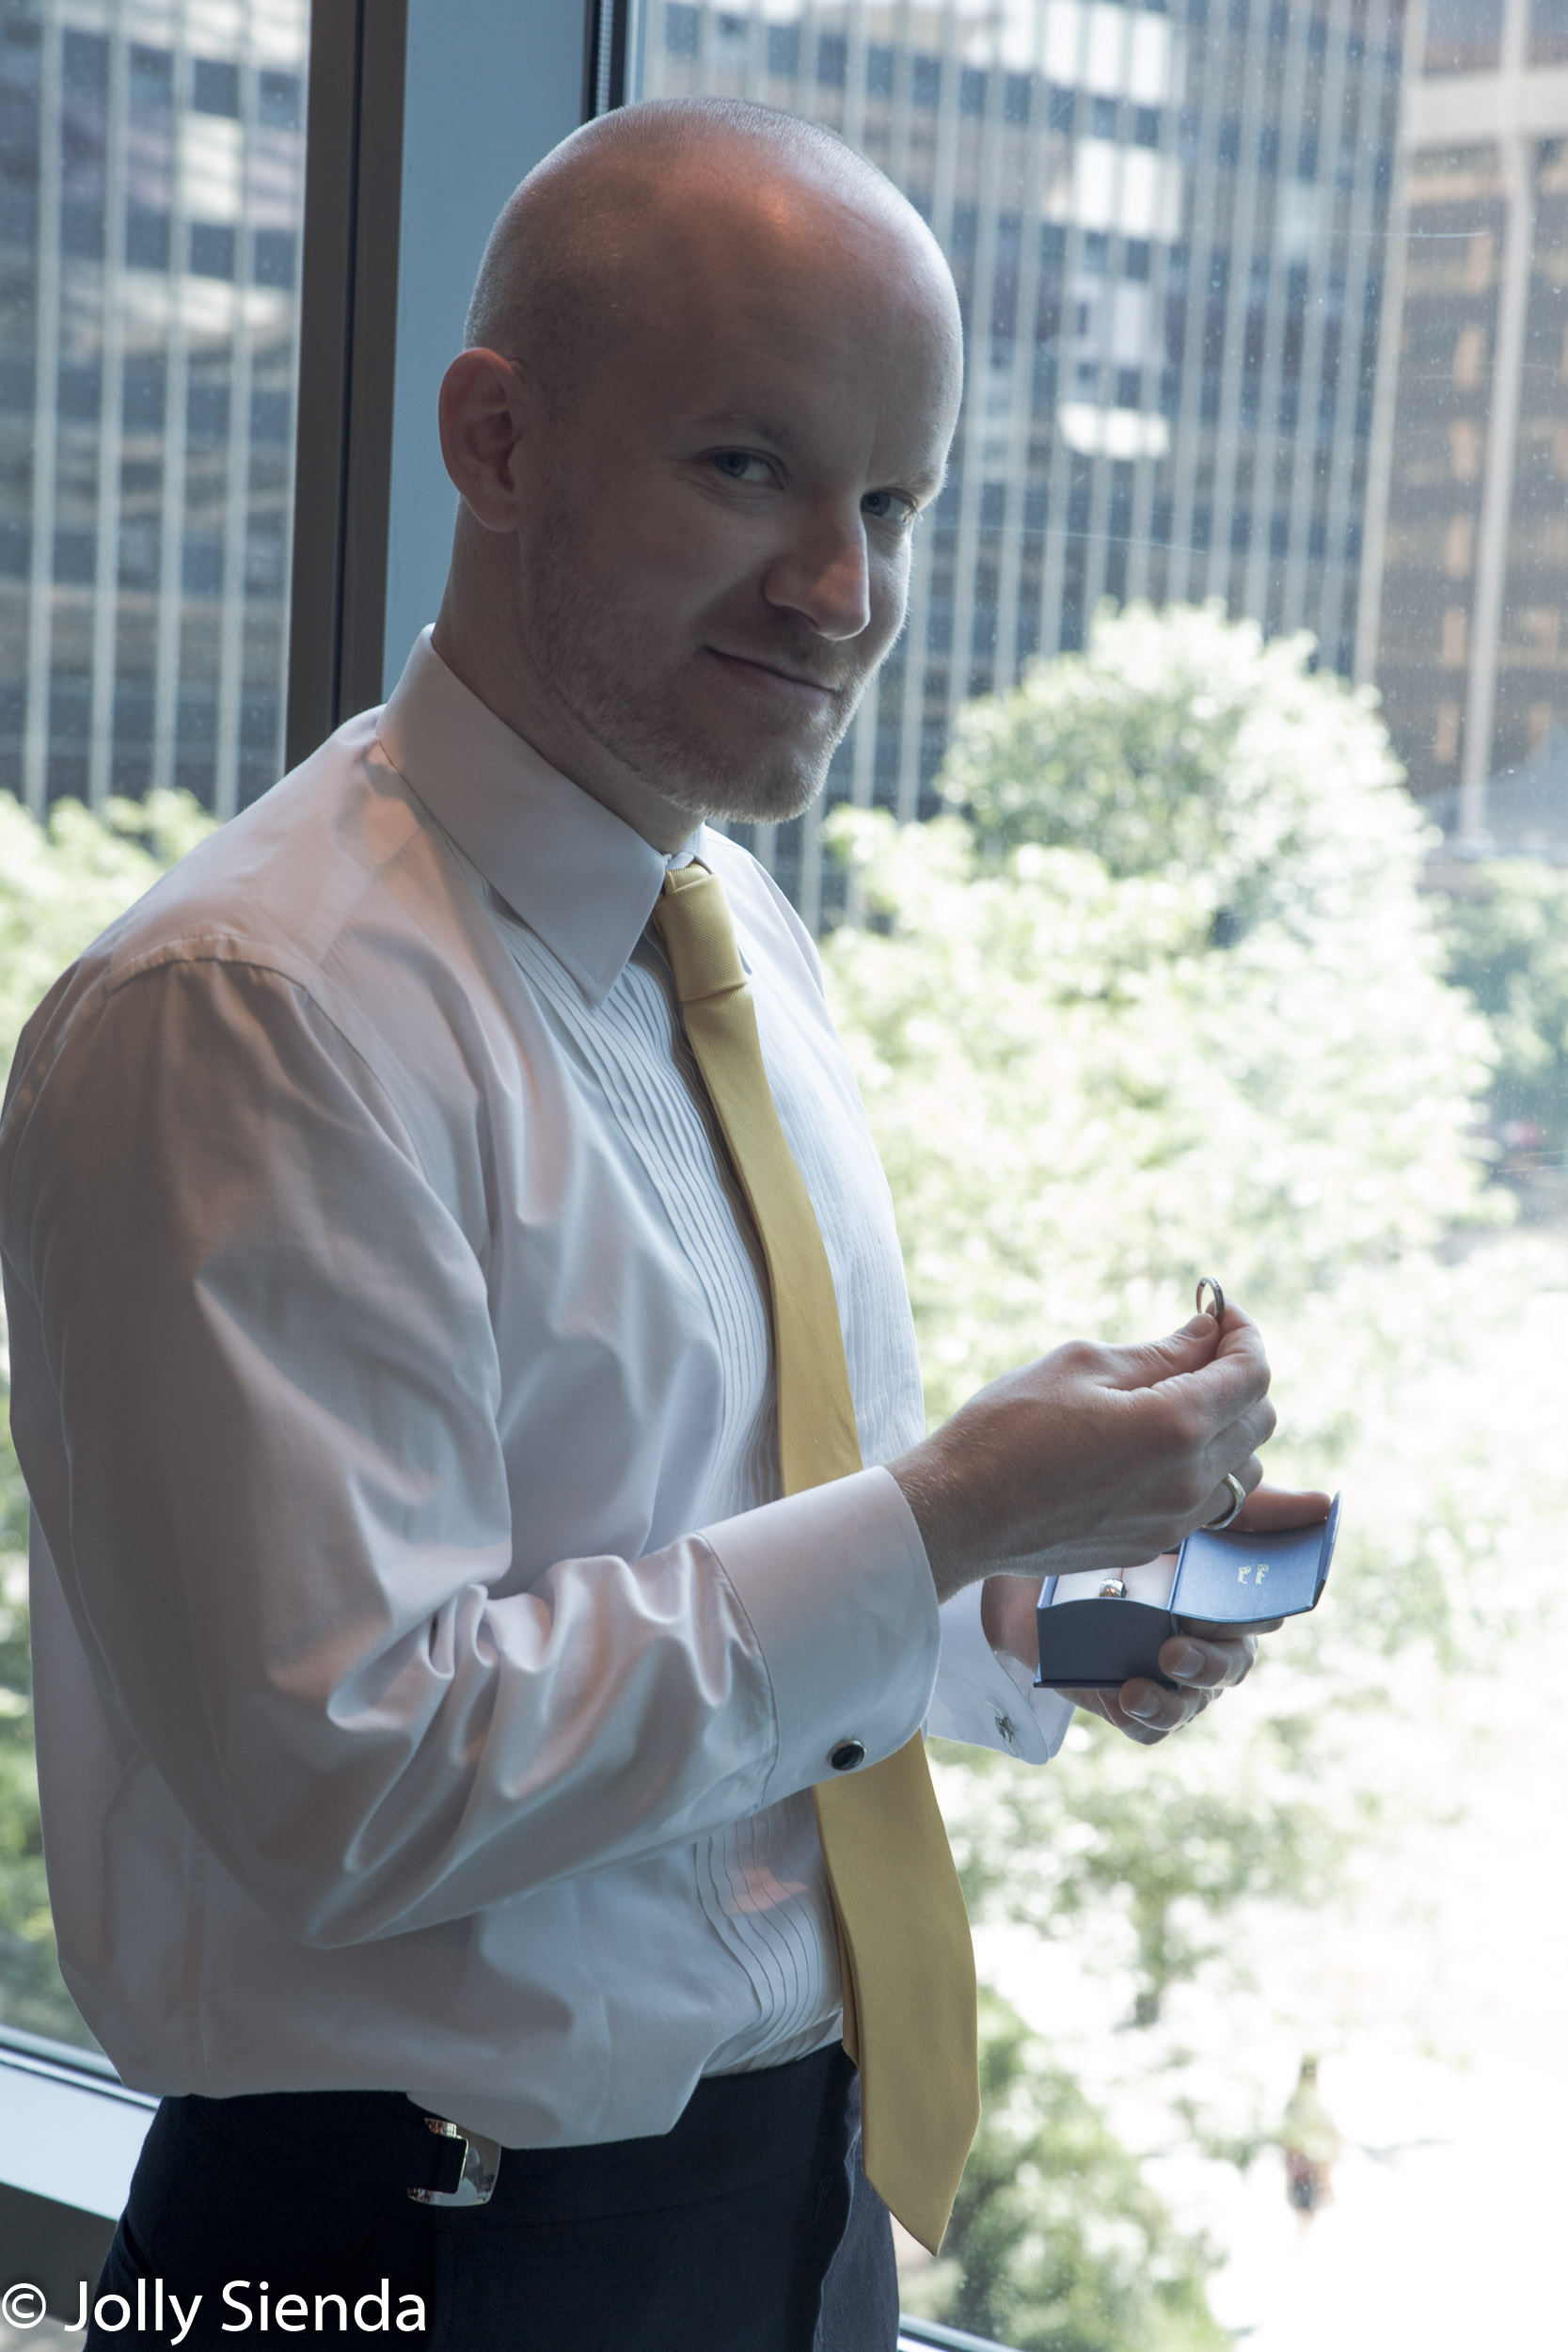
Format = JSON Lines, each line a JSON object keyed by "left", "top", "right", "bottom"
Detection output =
{"left": 1065, "top": 1614, "right": 1278, "bottom": 1744}
{"left": 978, "top": 1479, "right": 1328, "bottom": 1745}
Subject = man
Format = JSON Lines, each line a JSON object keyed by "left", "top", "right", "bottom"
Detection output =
{"left": 0, "top": 99, "right": 1323, "bottom": 2349}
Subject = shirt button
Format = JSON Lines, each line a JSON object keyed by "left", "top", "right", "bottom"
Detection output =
{"left": 830, "top": 1740, "right": 866, "bottom": 1772}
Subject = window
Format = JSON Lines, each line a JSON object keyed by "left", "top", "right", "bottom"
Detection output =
{"left": 637, "top": 2, "right": 1568, "bottom": 2343}
{"left": 5, "top": 7, "right": 1568, "bottom": 2346}
{"left": 0, "top": 0, "right": 309, "bottom": 2089}
{"left": 643, "top": 0, "right": 1398, "bottom": 906}
{"left": 0, "top": 0, "right": 308, "bottom": 818}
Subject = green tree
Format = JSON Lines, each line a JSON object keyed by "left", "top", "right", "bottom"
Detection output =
{"left": 1435, "top": 858, "right": 1568, "bottom": 1165}
{"left": 820, "top": 603, "right": 1522, "bottom": 2339}
{"left": 942, "top": 599, "right": 1425, "bottom": 945}
{"left": 825, "top": 605, "right": 1494, "bottom": 1444}
{"left": 0, "top": 788, "right": 214, "bottom": 2043}
{"left": 902, "top": 1991, "right": 1227, "bottom": 2352}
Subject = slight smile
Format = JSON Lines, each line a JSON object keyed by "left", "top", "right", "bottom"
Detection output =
{"left": 703, "top": 646, "right": 838, "bottom": 707}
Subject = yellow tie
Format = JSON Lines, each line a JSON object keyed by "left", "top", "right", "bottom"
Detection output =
{"left": 652, "top": 860, "right": 979, "bottom": 2256}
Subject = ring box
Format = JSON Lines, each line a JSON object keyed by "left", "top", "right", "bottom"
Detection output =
{"left": 1034, "top": 1495, "right": 1340, "bottom": 1692}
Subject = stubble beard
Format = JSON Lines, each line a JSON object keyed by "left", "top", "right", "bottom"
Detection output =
{"left": 525, "top": 537, "right": 869, "bottom": 828}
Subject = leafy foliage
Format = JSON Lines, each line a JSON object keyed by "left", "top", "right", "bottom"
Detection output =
{"left": 942, "top": 600, "right": 1426, "bottom": 948}
{"left": 0, "top": 788, "right": 212, "bottom": 1067}
{"left": 0, "top": 788, "right": 214, "bottom": 2043}
{"left": 826, "top": 608, "right": 1495, "bottom": 1437}
{"left": 935, "top": 1716, "right": 1341, "bottom": 2034}
{"left": 1435, "top": 858, "right": 1568, "bottom": 1163}
{"left": 820, "top": 604, "right": 1546, "bottom": 2340}
{"left": 902, "top": 1990, "right": 1227, "bottom": 2351}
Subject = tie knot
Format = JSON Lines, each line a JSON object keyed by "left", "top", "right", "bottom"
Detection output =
{"left": 653, "top": 864, "right": 748, "bottom": 1007}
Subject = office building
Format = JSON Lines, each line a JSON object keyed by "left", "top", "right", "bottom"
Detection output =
{"left": 641, "top": 0, "right": 1410, "bottom": 920}
{"left": 1362, "top": 0, "right": 1568, "bottom": 844}
{"left": 0, "top": 0, "right": 1415, "bottom": 913}
{"left": 0, "top": 0, "right": 307, "bottom": 819}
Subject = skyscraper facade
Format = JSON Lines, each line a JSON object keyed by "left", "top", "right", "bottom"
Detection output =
{"left": 1363, "top": 0, "right": 1568, "bottom": 842}
{"left": 0, "top": 0, "right": 1418, "bottom": 893}
{"left": 641, "top": 0, "right": 1410, "bottom": 923}
{"left": 0, "top": 0, "right": 307, "bottom": 820}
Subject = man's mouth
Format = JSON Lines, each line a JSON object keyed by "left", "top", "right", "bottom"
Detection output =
{"left": 703, "top": 645, "right": 844, "bottom": 706}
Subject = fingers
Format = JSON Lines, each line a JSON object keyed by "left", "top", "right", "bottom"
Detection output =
{"left": 1101, "top": 1674, "right": 1214, "bottom": 1743}
{"left": 1110, "top": 1312, "right": 1225, "bottom": 1392}
{"left": 1174, "top": 1615, "right": 1284, "bottom": 1642}
{"left": 1155, "top": 1303, "right": 1272, "bottom": 1418}
{"left": 1202, "top": 1385, "right": 1278, "bottom": 1472}
{"left": 1230, "top": 1481, "right": 1333, "bottom": 1533}
{"left": 1197, "top": 1454, "right": 1264, "bottom": 1529}
{"left": 1117, "top": 1307, "right": 1275, "bottom": 1513}
{"left": 1158, "top": 1626, "right": 1262, "bottom": 1691}
{"left": 1077, "top": 1623, "right": 1267, "bottom": 1745}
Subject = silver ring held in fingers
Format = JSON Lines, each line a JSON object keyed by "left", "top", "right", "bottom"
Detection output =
{"left": 1204, "top": 1470, "right": 1247, "bottom": 1532}
{"left": 1195, "top": 1276, "right": 1225, "bottom": 1322}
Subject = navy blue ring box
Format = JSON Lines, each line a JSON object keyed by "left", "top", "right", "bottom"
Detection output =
{"left": 1035, "top": 1494, "right": 1340, "bottom": 1692}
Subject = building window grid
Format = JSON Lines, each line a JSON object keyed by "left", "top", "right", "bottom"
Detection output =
{"left": 19, "top": 5, "right": 64, "bottom": 812}
{"left": 1370, "top": 151, "right": 1500, "bottom": 787}
{"left": 1238, "top": 3, "right": 1315, "bottom": 622}
{"left": 940, "top": 52, "right": 1022, "bottom": 786}
{"left": 1163, "top": 21, "right": 1225, "bottom": 596}
{"left": 1312, "top": 0, "right": 1397, "bottom": 670}
{"left": 1040, "top": 10, "right": 1125, "bottom": 655}
{"left": 990, "top": 120, "right": 1063, "bottom": 716}
{"left": 85, "top": 15, "right": 129, "bottom": 806}
{"left": 4, "top": 2, "right": 306, "bottom": 818}
{"left": 889, "top": 0, "right": 969, "bottom": 825}
{"left": 644, "top": 0, "right": 1405, "bottom": 895}
{"left": 1201, "top": 7, "right": 1277, "bottom": 609}
{"left": 1126, "top": 146, "right": 1188, "bottom": 602}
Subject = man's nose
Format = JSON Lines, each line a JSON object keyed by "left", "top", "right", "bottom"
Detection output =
{"left": 761, "top": 511, "right": 872, "bottom": 641}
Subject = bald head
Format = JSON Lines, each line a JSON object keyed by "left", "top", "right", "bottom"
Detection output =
{"left": 433, "top": 98, "right": 963, "bottom": 849}
{"left": 465, "top": 97, "right": 958, "bottom": 408}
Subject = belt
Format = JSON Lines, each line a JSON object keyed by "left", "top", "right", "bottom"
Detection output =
{"left": 176, "top": 2043, "right": 852, "bottom": 2228}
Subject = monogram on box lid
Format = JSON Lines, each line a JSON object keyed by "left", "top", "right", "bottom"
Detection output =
{"left": 1035, "top": 1497, "right": 1340, "bottom": 1692}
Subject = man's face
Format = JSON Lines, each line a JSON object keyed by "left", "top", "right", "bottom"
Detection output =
{"left": 505, "top": 184, "right": 962, "bottom": 827}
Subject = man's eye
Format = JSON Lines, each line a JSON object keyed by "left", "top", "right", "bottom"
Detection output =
{"left": 863, "top": 490, "right": 915, "bottom": 528}
{"left": 712, "top": 452, "right": 774, "bottom": 485}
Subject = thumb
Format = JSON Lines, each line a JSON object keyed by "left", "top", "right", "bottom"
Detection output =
{"left": 1110, "top": 1314, "right": 1219, "bottom": 1392}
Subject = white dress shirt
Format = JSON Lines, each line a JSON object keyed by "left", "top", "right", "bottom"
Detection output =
{"left": 0, "top": 631, "right": 1071, "bottom": 2148}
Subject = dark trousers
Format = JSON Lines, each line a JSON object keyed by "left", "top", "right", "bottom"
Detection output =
{"left": 87, "top": 2046, "right": 897, "bottom": 2350}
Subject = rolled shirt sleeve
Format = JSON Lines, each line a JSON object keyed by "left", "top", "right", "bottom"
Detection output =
{"left": 1, "top": 950, "right": 937, "bottom": 1951}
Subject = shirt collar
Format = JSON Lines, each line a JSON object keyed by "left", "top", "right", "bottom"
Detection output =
{"left": 375, "top": 629, "right": 702, "bottom": 1006}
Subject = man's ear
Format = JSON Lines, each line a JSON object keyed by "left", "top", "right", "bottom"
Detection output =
{"left": 438, "top": 349, "right": 532, "bottom": 532}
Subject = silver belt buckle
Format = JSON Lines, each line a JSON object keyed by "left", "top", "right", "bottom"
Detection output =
{"left": 407, "top": 2116, "right": 502, "bottom": 2208}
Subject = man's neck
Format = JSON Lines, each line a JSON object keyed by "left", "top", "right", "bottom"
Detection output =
{"left": 430, "top": 602, "right": 698, "bottom": 856}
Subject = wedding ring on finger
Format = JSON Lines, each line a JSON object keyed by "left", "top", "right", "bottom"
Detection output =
{"left": 1204, "top": 1470, "right": 1247, "bottom": 1532}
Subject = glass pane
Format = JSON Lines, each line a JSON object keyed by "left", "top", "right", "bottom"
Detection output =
{"left": 1532, "top": 0, "right": 1568, "bottom": 66}
{"left": 637, "top": 6, "right": 1568, "bottom": 2348}
{"left": 0, "top": 0, "right": 307, "bottom": 823}
{"left": 0, "top": 0, "right": 308, "bottom": 2052}
{"left": 1427, "top": 0, "right": 1503, "bottom": 74}
{"left": 641, "top": 0, "right": 1402, "bottom": 926}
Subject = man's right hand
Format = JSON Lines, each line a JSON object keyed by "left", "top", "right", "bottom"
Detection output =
{"left": 890, "top": 1304, "right": 1287, "bottom": 1606}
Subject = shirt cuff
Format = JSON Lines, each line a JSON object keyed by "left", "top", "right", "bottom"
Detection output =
{"left": 702, "top": 1466, "right": 940, "bottom": 1804}
{"left": 927, "top": 1582, "right": 1075, "bottom": 1766}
